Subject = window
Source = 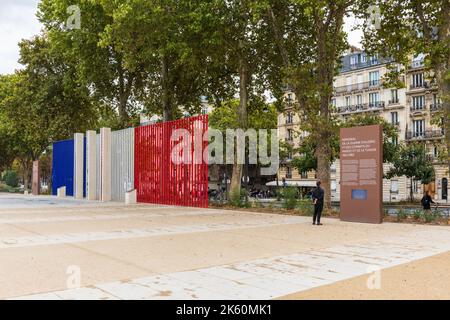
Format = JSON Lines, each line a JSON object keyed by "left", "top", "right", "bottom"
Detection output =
{"left": 331, "top": 99, "right": 336, "bottom": 107}
{"left": 391, "top": 112, "right": 398, "bottom": 125}
{"left": 433, "top": 94, "right": 441, "bottom": 105}
{"left": 413, "top": 119, "right": 425, "bottom": 137}
{"left": 356, "top": 95, "right": 363, "bottom": 106}
{"left": 350, "top": 56, "right": 357, "bottom": 67}
{"left": 390, "top": 89, "right": 398, "bottom": 104}
{"left": 369, "top": 54, "right": 378, "bottom": 64}
{"left": 287, "top": 152, "right": 293, "bottom": 160}
{"left": 331, "top": 180, "right": 337, "bottom": 191}
{"left": 286, "top": 167, "right": 292, "bottom": 179}
{"left": 434, "top": 146, "right": 439, "bottom": 158}
{"left": 412, "top": 73, "right": 424, "bottom": 88}
{"left": 345, "top": 96, "right": 351, "bottom": 106}
{"left": 345, "top": 76, "right": 352, "bottom": 92}
{"left": 301, "top": 171, "right": 308, "bottom": 179}
{"left": 361, "top": 54, "right": 367, "bottom": 63}
{"left": 369, "top": 92, "right": 380, "bottom": 107}
{"left": 286, "top": 129, "right": 294, "bottom": 141}
{"left": 412, "top": 95, "right": 425, "bottom": 110}
{"left": 356, "top": 74, "right": 364, "bottom": 89}
{"left": 391, "top": 180, "right": 399, "bottom": 193}
{"left": 412, "top": 180, "right": 420, "bottom": 194}
{"left": 369, "top": 71, "right": 380, "bottom": 86}
{"left": 286, "top": 112, "right": 294, "bottom": 124}
{"left": 392, "top": 137, "right": 398, "bottom": 146}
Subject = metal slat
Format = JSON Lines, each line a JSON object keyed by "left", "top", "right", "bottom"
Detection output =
{"left": 111, "top": 128, "right": 135, "bottom": 202}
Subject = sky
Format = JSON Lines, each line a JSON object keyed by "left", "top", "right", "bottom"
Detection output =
{"left": 0, "top": 1, "right": 363, "bottom": 75}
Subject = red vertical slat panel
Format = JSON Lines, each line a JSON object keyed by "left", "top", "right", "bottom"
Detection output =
{"left": 135, "top": 115, "right": 208, "bottom": 208}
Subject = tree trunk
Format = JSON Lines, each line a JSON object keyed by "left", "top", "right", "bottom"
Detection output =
{"left": 410, "top": 178, "right": 414, "bottom": 202}
{"left": 230, "top": 53, "right": 249, "bottom": 200}
{"left": 118, "top": 95, "right": 130, "bottom": 127}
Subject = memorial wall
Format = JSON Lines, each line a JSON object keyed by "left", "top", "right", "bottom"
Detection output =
{"left": 340, "top": 125, "right": 383, "bottom": 224}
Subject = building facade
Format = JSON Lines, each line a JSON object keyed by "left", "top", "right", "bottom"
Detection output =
{"left": 277, "top": 49, "right": 448, "bottom": 202}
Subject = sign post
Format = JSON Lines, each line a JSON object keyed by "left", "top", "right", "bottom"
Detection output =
{"left": 340, "top": 125, "right": 383, "bottom": 224}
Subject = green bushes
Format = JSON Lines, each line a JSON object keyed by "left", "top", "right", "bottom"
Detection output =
{"left": 396, "top": 208, "right": 408, "bottom": 222}
{"left": 297, "top": 199, "right": 314, "bottom": 216}
{"left": 230, "top": 188, "right": 251, "bottom": 208}
{"left": 281, "top": 187, "right": 298, "bottom": 210}
{"left": 2, "top": 170, "right": 19, "bottom": 188}
{"left": 412, "top": 210, "right": 422, "bottom": 221}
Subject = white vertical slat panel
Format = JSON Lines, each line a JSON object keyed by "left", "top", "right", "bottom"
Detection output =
{"left": 96, "top": 133, "right": 101, "bottom": 200}
{"left": 111, "top": 128, "right": 135, "bottom": 202}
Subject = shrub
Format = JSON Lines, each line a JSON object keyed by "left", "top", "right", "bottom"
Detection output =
{"left": 412, "top": 210, "right": 422, "bottom": 221}
{"left": 230, "top": 188, "right": 250, "bottom": 208}
{"left": 396, "top": 208, "right": 408, "bottom": 222}
{"left": 297, "top": 199, "right": 314, "bottom": 216}
{"left": 3, "top": 170, "right": 19, "bottom": 188}
{"left": 281, "top": 187, "right": 298, "bottom": 210}
{"left": 423, "top": 211, "right": 436, "bottom": 223}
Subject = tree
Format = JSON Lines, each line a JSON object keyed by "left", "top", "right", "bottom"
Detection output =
{"left": 38, "top": 0, "right": 146, "bottom": 127}
{"left": 194, "top": 0, "right": 277, "bottom": 198}
{"left": 0, "top": 77, "right": 16, "bottom": 172}
{"left": 386, "top": 143, "right": 435, "bottom": 201}
{"left": 266, "top": 0, "right": 355, "bottom": 208}
{"left": 0, "top": 35, "right": 98, "bottom": 189}
{"left": 95, "top": 0, "right": 214, "bottom": 122}
{"left": 290, "top": 114, "right": 399, "bottom": 173}
{"left": 358, "top": 0, "right": 450, "bottom": 181}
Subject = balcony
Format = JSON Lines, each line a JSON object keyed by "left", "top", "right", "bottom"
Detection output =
{"left": 406, "top": 130, "right": 445, "bottom": 141}
{"left": 337, "top": 101, "right": 385, "bottom": 114}
{"left": 410, "top": 82, "right": 430, "bottom": 90}
{"left": 388, "top": 98, "right": 399, "bottom": 105}
{"left": 341, "top": 59, "right": 385, "bottom": 72}
{"left": 430, "top": 103, "right": 442, "bottom": 112}
{"left": 334, "top": 80, "right": 381, "bottom": 94}
{"left": 285, "top": 137, "right": 294, "bottom": 144}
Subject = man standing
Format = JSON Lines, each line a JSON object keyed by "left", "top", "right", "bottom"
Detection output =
{"left": 312, "top": 181, "right": 324, "bottom": 225}
{"left": 421, "top": 190, "right": 436, "bottom": 214}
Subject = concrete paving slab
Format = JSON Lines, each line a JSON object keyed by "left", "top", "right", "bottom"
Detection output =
{"left": 1, "top": 194, "right": 449, "bottom": 300}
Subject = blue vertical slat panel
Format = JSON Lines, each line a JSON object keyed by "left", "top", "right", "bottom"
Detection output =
{"left": 52, "top": 139, "right": 75, "bottom": 196}
{"left": 111, "top": 128, "right": 135, "bottom": 202}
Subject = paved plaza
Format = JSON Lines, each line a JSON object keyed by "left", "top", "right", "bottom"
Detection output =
{"left": 0, "top": 193, "right": 449, "bottom": 300}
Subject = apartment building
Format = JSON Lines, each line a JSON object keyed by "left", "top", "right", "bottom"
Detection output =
{"left": 277, "top": 49, "right": 448, "bottom": 202}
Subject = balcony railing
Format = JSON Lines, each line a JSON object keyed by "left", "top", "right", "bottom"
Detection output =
{"left": 410, "top": 82, "right": 429, "bottom": 90}
{"left": 286, "top": 137, "right": 294, "bottom": 143}
{"left": 337, "top": 101, "right": 385, "bottom": 114}
{"left": 334, "top": 80, "right": 381, "bottom": 94}
{"left": 410, "top": 106, "right": 425, "bottom": 112}
{"left": 430, "top": 103, "right": 442, "bottom": 112}
{"left": 406, "top": 130, "right": 445, "bottom": 140}
{"left": 342, "top": 59, "right": 383, "bottom": 72}
{"left": 388, "top": 98, "right": 399, "bottom": 105}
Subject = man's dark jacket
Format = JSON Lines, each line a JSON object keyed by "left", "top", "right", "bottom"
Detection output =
{"left": 312, "top": 187, "right": 324, "bottom": 205}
